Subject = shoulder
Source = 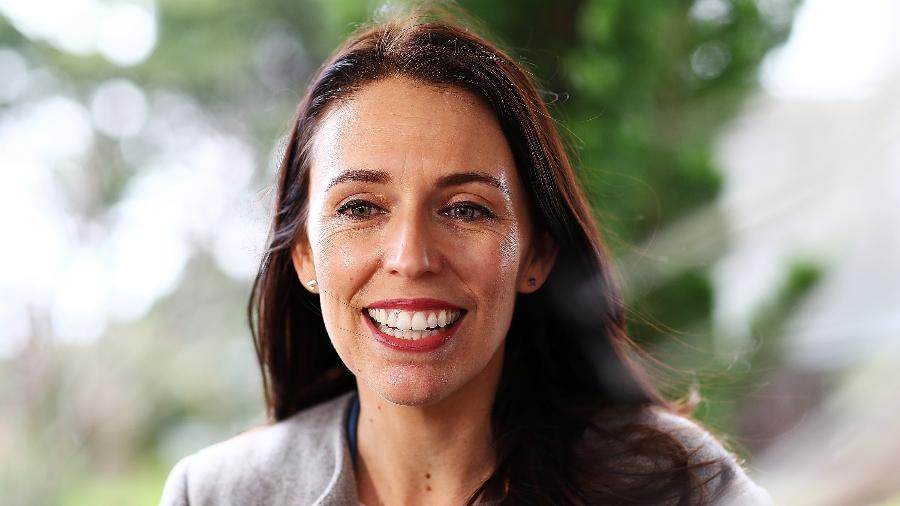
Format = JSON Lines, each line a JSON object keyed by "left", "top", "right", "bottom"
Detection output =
{"left": 159, "top": 392, "right": 357, "bottom": 506}
{"left": 643, "top": 407, "right": 773, "bottom": 505}
{"left": 580, "top": 405, "right": 773, "bottom": 505}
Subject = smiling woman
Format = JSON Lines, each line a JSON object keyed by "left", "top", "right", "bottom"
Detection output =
{"left": 295, "top": 77, "right": 546, "bottom": 416}
{"left": 160, "top": 7, "right": 772, "bottom": 506}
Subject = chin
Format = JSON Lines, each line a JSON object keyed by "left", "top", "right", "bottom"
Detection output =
{"left": 364, "top": 366, "right": 456, "bottom": 407}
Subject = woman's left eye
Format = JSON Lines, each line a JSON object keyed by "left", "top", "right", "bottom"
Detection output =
{"left": 441, "top": 202, "right": 495, "bottom": 221}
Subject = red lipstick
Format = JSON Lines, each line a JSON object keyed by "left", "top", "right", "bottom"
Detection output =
{"left": 366, "top": 298, "right": 462, "bottom": 311}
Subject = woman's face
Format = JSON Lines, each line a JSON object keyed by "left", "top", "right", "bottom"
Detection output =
{"left": 294, "top": 76, "right": 554, "bottom": 406}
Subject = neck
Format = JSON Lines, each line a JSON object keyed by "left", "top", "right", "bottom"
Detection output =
{"left": 354, "top": 351, "right": 502, "bottom": 506}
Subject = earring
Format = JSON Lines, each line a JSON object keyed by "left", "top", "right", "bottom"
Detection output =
{"left": 527, "top": 277, "right": 537, "bottom": 287}
{"left": 306, "top": 279, "right": 318, "bottom": 292}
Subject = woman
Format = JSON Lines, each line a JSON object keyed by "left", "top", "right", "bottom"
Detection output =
{"left": 161, "top": 9, "right": 772, "bottom": 506}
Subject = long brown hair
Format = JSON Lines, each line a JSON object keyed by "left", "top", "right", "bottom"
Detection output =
{"left": 249, "top": 8, "right": 726, "bottom": 504}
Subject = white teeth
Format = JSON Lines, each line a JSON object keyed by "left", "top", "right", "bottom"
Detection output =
{"left": 395, "top": 311, "right": 411, "bottom": 330}
{"left": 368, "top": 307, "right": 462, "bottom": 338}
{"left": 411, "top": 312, "right": 427, "bottom": 331}
{"left": 378, "top": 327, "right": 437, "bottom": 340}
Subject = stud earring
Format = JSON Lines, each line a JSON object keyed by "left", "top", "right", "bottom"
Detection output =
{"left": 527, "top": 277, "right": 537, "bottom": 287}
{"left": 306, "top": 279, "right": 318, "bottom": 292}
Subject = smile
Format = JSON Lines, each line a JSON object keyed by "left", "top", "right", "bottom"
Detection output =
{"left": 363, "top": 298, "right": 465, "bottom": 352}
{"left": 366, "top": 308, "right": 462, "bottom": 340}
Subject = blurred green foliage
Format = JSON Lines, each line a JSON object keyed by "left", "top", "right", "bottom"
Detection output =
{"left": 1, "top": 0, "right": 802, "bottom": 504}
{"left": 752, "top": 260, "right": 823, "bottom": 338}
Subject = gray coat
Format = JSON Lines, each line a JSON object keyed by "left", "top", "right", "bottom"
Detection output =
{"left": 159, "top": 392, "right": 773, "bottom": 505}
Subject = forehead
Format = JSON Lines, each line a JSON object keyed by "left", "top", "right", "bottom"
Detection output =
{"left": 310, "top": 76, "right": 517, "bottom": 183}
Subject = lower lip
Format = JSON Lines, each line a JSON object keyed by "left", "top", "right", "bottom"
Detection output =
{"left": 363, "top": 312, "right": 463, "bottom": 352}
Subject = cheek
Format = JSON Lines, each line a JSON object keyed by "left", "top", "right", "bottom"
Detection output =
{"left": 488, "top": 225, "right": 526, "bottom": 285}
{"left": 311, "top": 224, "right": 379, "bottom": 298}
{"left": 309, "top": 226, "right": 382, "bottom": 353}
{"left": 498, "top": 226, "right": 524, "bottom": 275}
{"left": 456, "top": 225, "right": 525, "bottom": 318}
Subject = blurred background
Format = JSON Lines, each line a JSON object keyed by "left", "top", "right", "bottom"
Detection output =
{"left": 1, "top": 0, "right": 898, "bottom": 504}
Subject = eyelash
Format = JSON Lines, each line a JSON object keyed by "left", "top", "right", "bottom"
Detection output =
{"left": 335, "top": 200, "right": 496, "bottom": 222}
{"left": 336, "top": 200, "right": 385, "bottom": 219}
{"left": 440, "top": 202, "right": 496, "bottom": 221}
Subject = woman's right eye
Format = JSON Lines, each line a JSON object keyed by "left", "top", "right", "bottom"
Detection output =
{"left": 336, "top": 200, "right": 383, "bottom": 219}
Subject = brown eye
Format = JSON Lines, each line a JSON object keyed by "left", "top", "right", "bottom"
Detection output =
{"left": 337, "top": 200, "right": 383, "bottom": 219}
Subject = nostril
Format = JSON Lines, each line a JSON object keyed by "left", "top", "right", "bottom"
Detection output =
{"left": 383, "top": 238, "right": 440, "bottom": 277}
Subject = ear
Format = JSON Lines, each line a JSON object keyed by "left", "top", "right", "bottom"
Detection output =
{"left": 517, "top": 232, "right": 558, "bottom": 294}
{"left": 290, "top": 239, "right": 318, "bottom": 294}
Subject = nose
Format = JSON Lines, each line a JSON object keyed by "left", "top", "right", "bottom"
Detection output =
{"left": 382, "top": 208, "right": 442, "bottom": 278}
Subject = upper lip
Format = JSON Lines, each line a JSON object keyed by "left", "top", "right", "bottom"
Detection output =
{"left": 365, "top": 298, "right": 463, "bottom": 311}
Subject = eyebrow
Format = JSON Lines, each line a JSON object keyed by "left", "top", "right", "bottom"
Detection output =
{"left": 325, "top": 169, "right": 390, "bottom": 192}
{"left": 325, "top": 169, "right": 510, "bottom": 196}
